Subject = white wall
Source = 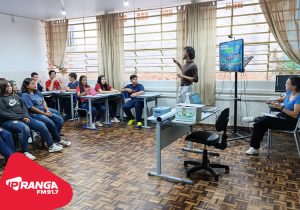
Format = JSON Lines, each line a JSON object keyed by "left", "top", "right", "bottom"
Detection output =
{"left": 0, "top": 14, "right": 48, "bottom": 88}
{"left": 140, "top": 80, "right": 280, "bottom": 127}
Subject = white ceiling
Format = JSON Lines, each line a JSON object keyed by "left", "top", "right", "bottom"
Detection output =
{"left": 0, "top": 0, "right": 201, "bottom": 20}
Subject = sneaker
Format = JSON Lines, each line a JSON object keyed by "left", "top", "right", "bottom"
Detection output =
{"left": 137, "top": 122, "right": 143, "bottom": 127}
{"left": 59, "top": 140, "right": 72, "bottom": 147}
{"left": 243, "top": 117, "right": 255, "bottom": 123}
{"left": 127, "top": 119, "right": 136, "bottom": 126}
{"left": 95, "top": 121, "right": 103, "bottom": 127}
{"left": 55, "top": 143, "right": 64, "bottom": 148}
{"left": 90, "top": 123, "right": 97, "bottom": 129}
{"left": 49, "top": 144, "right": 63, "bottom": 153}
{"left": 245, "top": 147, "right": 259, "bottom": 155}
{"left": 24, "top": 152, "right": 36, "bottom": 160}
{"left": 113, "top": 117, "right": 120, "bottom": 123}
{"left": 28, "top": 137, "right": 33, "bottom": 143}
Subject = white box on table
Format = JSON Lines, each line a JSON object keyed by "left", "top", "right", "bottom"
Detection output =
{"left": 175, "top": 103, "right": 205, "bottom": 123}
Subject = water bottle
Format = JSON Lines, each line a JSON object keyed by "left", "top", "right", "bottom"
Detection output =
{"left": 185, "top": 92, "right": 191, "bottom": 104}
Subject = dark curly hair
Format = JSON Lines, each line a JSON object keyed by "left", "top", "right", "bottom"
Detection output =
{"left": 184, "top": 46, "right": 195, "bottom": 59}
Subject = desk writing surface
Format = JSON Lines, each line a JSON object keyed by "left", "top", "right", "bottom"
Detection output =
{"left": 136, "top": 93, "right": 161, "bottom": 98}
{"left": 80, "top": 92, "right": 121, "bottom": 99}
{"left": 148, "top": 108, "right": 219, "bottom": 124}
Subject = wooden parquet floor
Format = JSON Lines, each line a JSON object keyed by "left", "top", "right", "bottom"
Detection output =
{"left": 1, "top": 122, "right": 300, "bottom": 210}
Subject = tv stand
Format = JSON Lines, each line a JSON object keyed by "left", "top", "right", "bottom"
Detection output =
{"left": 228, "top": 56, "right": 253, "bottom": 141}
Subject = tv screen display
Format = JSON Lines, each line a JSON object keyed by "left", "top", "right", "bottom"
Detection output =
{"left": 219, "top": 39, "right": 244, "bottom": 72}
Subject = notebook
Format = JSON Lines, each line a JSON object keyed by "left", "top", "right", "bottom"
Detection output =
{"left": 88, "top": 88, "right": 97, "bottom": 96}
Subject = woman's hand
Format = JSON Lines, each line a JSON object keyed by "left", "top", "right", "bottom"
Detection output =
{"left": 45, "top": 110, "right": 52, "bottom": 117}
{"left": 270, "top": 101, "right": 283, "bottom": 110}
{"left": 23, "top": 118, "right": 30, "bottom": 124}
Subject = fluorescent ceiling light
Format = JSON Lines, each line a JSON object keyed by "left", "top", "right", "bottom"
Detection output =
{"left": 124, "top": 0, "right": 129, "bottom": 6}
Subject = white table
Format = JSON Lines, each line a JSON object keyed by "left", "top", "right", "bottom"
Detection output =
{"left": 41, "top": 91, "right": 77, "bottom": 120}
{"left": 80, "top": 93, "right": 123, "bottom": 129}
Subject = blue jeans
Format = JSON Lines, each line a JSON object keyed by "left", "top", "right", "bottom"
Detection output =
{"left": 80, "top": 101, "right": 106, "bottom": 122}
{"left": 26, "top": 118, "right": 53, "bottom": 147}
{"left": 123, "top": 99, "right": 144, "bottom": 122}
{"left": 0, "top": 129, "right": 15, "bottom": 160}
{"left": 30, "top": 108, "right": 64, "bottom": 143}
{"left": 1, "top": 120, "right": 31, "bottom": 152}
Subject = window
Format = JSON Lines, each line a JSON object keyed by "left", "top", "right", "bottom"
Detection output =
{"left": 65, "top": 17, "right": 99, "bottom": 79}
{"left": 48, "top": 17, "right": 100, "bottom": 80}
{"left": 216, "top": 0, "right": 300, "bottom": 81}
{"left": 123, "top": 7, "right": 178, "bottom": 80}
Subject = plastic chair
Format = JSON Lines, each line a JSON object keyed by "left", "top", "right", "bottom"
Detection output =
{"left": 74, "top": 101, "right": 89, "bottom": 127}
{"left": 267, "top": 117, "right": 300, "bottom": 158}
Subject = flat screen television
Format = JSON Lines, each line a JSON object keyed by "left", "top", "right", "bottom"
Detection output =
{"left": 219, "top": 39, "right": 244, "bottom": 72}
{"left": 275, "top": 75, "right": 300, "bottom": 92}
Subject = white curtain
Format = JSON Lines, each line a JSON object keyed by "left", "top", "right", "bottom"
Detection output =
{"left": 176, "top": 6, "right": 187, "bottom": 96}
{"left": 186, "top": 2, "right": 217, "bottom": 105}
{"left": 259, "top": 0, "right": 300, "bottom": 64}
{"left": 96, "top": 13, "right": 124, "bottom": 89}
{"left": 45, "top": 19, "right": 69, "bottom": 70}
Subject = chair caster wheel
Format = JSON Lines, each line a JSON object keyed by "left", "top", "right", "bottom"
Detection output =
{"left": 225, "top": 169, "right": 229, "bottom": 174}
{"left": 214, "top": 177, "right": 218, "bottom": 182}
{"left": 184, "top": 162, "right": 188, "bottom": 167}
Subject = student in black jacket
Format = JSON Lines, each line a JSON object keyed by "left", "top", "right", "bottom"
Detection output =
{"left": 0, "top": 78, "right": 63, "bottom": 159}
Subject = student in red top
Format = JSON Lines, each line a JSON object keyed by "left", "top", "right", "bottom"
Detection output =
{"left": 95, "top": 75, "right": 120, "bottom": 123}
{"left": 45, "top": 70, "right": 63, "bottom": 91}
{"left": 76, "top": 75, "right": 106, "bottom": 128}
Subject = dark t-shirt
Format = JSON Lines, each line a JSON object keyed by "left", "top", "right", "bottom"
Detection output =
{"left": 181, "top": 61, "right": 198, "bottom": 86}
{"left": 123, "top": 83, "right": 144, "bottom": 98}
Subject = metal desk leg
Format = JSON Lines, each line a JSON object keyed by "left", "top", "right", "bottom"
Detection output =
{"left": 142, "top": 98, "right": 150, "bottom": 128}
{"left": 57, "top": 96, "right": 61, "bottom": 114}
{"left": 103, "top": 98, "right": 111, "bottom": 125}
{"left": 70, "top": 94, "right": 74, "bottom": 120}
{"left": 120, "top": 97, "right": 124, "bottom": 123}
{"left": 148, "top": 123, "right": 193, "bottom": 184}
{"left": 85, "top": 98, "right": 96, "bottom": 130}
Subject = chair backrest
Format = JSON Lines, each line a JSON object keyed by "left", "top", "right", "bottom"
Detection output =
{"left": 215, "top": 108, "right": 230, "bottom": 132}
{"left": 189, "top": 93, "right": 202, "bottom": 104}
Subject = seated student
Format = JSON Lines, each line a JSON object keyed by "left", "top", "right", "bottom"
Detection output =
{"left": 95, "top": 75, "right": 120, "bottom": 123}
{"left": 45, "top": 70, "right": 63, "bottom": 91}
{"left": 44, "top": 70, "right": 63, "bottom": 109}
{"left": 21, "top": 78, "right": 71, "bottom": 147}
{"left": 66, "top": 73, "right": 79, "bottom": 92}
{"left": 76, "top": 75, "right": 106, "bottom": 128}
{"left": 0, "top": 127, "right": 15, "bottom": 162}
{"left": 63, "top": 72, "right": 79, "bottom": 120}
{"left": 0, "top": 78, "right": 63, "bottom": 160}
{"left": 31, "top": 72, "right": 44, "bottom": 92}
{"left": 121, "top": 75, "right": 144, "bottom": 127}
{"left": 9, "top": 80, "right": 21, "bottom": 96}
{"left": 244, "top": 76, "right": 300, "bottom": 155}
